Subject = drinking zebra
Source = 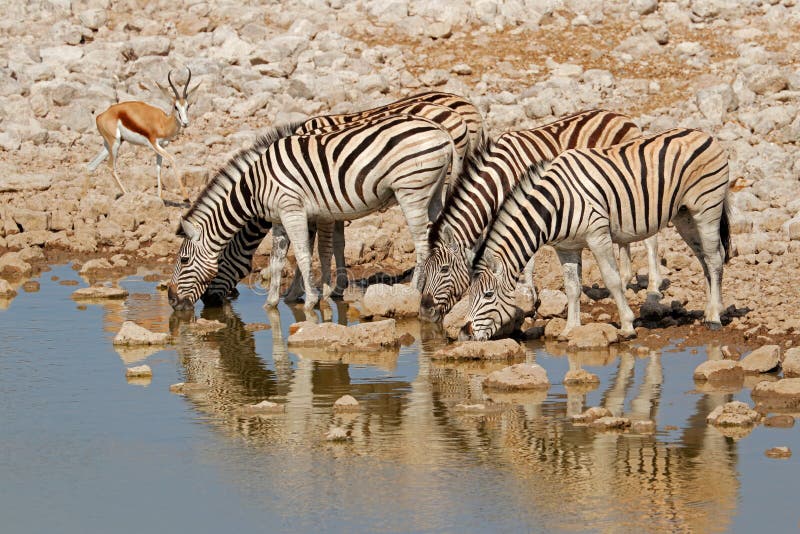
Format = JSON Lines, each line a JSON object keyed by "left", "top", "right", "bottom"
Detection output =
{"left": 168, "top": 114, "right": 459, "bottom": 311}
{"left": 460, "top": 128, "right": 731, "bottom": 341}
{"left": 201, "top": 91, "right": 485, "bottom": 306}
{"left": 418, "top": 108, "right": 652, "bottom": 323}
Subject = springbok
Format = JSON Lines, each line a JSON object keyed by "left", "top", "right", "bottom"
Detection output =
{"left": 86, "top": 68, "right": 199, "bottom": 200}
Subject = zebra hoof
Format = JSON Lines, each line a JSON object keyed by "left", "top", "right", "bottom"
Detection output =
{"left": 705, "top": 321, "right": 723, "bottom": 331}
{"left": 619, "top": 328, "right": 637, "bottom": 340}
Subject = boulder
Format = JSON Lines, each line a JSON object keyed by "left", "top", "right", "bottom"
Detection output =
{"left": 431, "top": 339, "right": 525, "bottom": 361}
{"left": 590, "top": 416, "right": 631, "bottom": 430}
{"left": 765, "top": 446, "right": 792, "bottom": 459}
{"left": 566, "top": 323, "right": 619, "bottom": 350}
{"left": 0, "top": 279, "right": 17, "bottom": 298}
{"left": 333, "top": 395, "right": 360, "bottom": 412}
{"left": 72, "top": 286, "right": 129, "bottom": 300}
{"left": 79, "top": 258, "right": 113, "bottom": 274}
{"left": 0, "top": 173, "right": 50, "bottom": 193}
{"left": 125, "top": 365, "right": 152, "bottom": 378}
{"left": 706, "top": 401, "right": 761, "bottom": 426}
{"left": 484, "top": 363, "right": 550, "bottom": 391}
{"left": 113, "top": 321, "right": 170, "bottom": 346}
{"left": 11, "top": 208, "right": 49, "bottom": 232}
{"left": 544, "top": 317, "right": 567, "bottom": 339}
{"left": 362, "top": 283, "right": 420, "bottom": 317}
{"left": 693, "top": 359, "right": 745, "bottom": 382}
{"left": 752, "top": 378, "right": 800, "bottom": 410}
{"left": 740, "top": 345, "right": 781, "bottom": 373}
{"left": 287, "top": 319, "right": 400, "bottom": 352}
{"left": 0, "top": 252, "right": 32, "bottom": 279}
{"left": 782, "top": 348, "right": 800, "bottom": 378}
{"left": 537, "top": 288, "right": 567, "bottom": 317}
{"left": 564, "top": 369, "right": 600, "bottom": 385}
{"left": 571, "top": 406, "right": 613, "bottom": 424}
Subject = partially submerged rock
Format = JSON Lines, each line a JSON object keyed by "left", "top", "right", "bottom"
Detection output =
{"left": 782, "top": 348, "right": 800, "bottom": 378}
{"left": 238, "top": 400, "right": 286, "bottom": 415}
{"left": 169, "top": 382, "right": 209, "bottom": 395}
{"left": 590, "top": 416, "right": 631, "bottom": 431}
{"left": 740, "top": 345, "right": 781, "bottom": 373}
{"left": 113, "top": 321, "right": 169, "bottom": 346}
{"left": 287, "top": 319, "right": 400, "bottom": 352}
{"left": 0, "top": 279, "right": 17, "bottom": 298}
{"left": 431, "top": 339, "right": 525, "bottom": 361}
{"left": 484, "top": 363, "right": 549, "bottom": 391}
{"left": 72, "top": 285, "right": 129, "bottom": 300}
{"left": 764, "top": 415, "right": 795, "bottom": 428}
{"left": 125, "top": 364, "right": 152, "bottom": 378}
{"left": 564, "top": 369, "right": 600, "bottom": 385}
{"left": 362, "top": 283, "right": 420, "bottom": 317}
{"left": 571, "top": 406, "right": 613, "bottom": 425}
{"left": 333, "top": 395, "right": 360, "bottom": 412}
{"left": 693, "top": 359, "right": 744, "bottom": 383}
{"left": 566, "top": 323, "right": 619, "bottom": 350}
{"left": 765, "top": 446, "right": 792, "bottom": 459}
{"left": 752, "top": 378, "right": 800, "bottom": 410}
{"left": 186, "top": 318, "right": 226, "bottom": 334}
{"left": 706, "top": 401, "right": 761, "bottom": 427}
{"left": 0, "top": 252, "right": 32, "bottom": 279}
{"left": 631, "top": 420, "right": 656, "bottom": 433}
{"left": 325, "top": 426, "right": 352, "bottom": 441}
{"left": 79, "top": 258, "right": 113, "bottom": 274}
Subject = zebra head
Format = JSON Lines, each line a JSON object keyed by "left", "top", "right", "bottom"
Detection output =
{"left": 459, "top": 254, "right": 516, "bottom": 341}
{"left": 168, "top": 219, "right": 219, "bottom": 311}
{"left": 419, "top": 226, "right": 473, "bottom": 322}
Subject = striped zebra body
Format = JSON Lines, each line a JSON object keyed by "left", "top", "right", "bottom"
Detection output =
{"left": 419, "top": 109, "right": 649, "bottom": 322}
{"left": 461, "top": 128, "right": 731, "bottom": 341}
{"left": 203, "top": 93, "right": 483, "bottom": 305}
{"left": 169, "top": 114, "right": 458, "bottom": 311}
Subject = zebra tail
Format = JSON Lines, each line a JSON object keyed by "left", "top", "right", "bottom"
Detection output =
{"left": 720, "top": 192, "right": 732, "bottom": 264}
{"left": 87, "top": 147, "right": 108, "bottom": 171}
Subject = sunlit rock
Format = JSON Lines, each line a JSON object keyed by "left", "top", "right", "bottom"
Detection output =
{"left": 125, "top": 364, "right": 152, "bottom": 377}
{"left": 362, "top": 283, "right": 420, "bottom": 317}
{"left": 571, "top": 406, "right": 613, "bottom": 425}
{"left": 693, "top": 359, "right": 744, "bottom": 383}
{"left": 781, "top": 348, "right": 800, "bottom": 377}
{"left": 590, "top": 416, "right": 631, "bottom": 431}
{"left": 0, "top": 279, "right": 17, "bottom": 298}
{"left": 484, "top": 363, "right": 550, "bottom": 391}
{"left": 333, "top": 395, "right": 360, "bottom": 412}
{"left": 740, "top": 345, "right": 781, "bottom": 373}
{"left": 765, "top": 446, "right": 792, "bottom": 459}
{"left": 564, "top": 369, "right": 600, "bottom": 385}
{"left": 71, "top": 285, "right": 128, "bottom": 300}
{"left": 632, "top": 420, "right": 656, "bottom": 433}
{"left": 706, "top": 401, "right": 761, "bottom": 427}
{"left": 287, "top": 319, "right": 400, "bottom": 352}
{"left": 431, "top": 339, "right": 525, "bottom": 361}
{"left": 566, "top": 323, "right": 619, "bottom": 349}
{"left": 113, "top": 321, "right": 170, "bottom": 346}
{"left": 764, "top": 415, "right": 795, "bottom": 428}
{"left": 238, "top": 400, "right": 286, "bottom": 415}
{"left": 325, "top": 426, "right": 352, "bottom": 441}
{"left": 752, "top": 378, "right": 800, "bottom": 410}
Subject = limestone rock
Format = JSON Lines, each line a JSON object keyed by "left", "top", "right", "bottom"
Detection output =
{"left": 0, "top": 174, "right": 51, "bottom": 193}
{"left": 631, "top": 420, "right": 656, "bottom": 433}
{"left": 238, "top": 400, "right": 286, "bottom": 415}
{"left": 764, "top": 415, "right": 795, "bottom": 428}
{"left": 706, "top": 401, "right": 761, "bottom": 426}
{"left": 537, "top": 288, "right": 567, "bottom": 317}
{"left": 125, "top": 365, "right": 152, "bottom": 377}
{"left": 566, "top": 323, "right": 619, "bottom": 350}
{"left": 544, "top": 317, "right": 567, "bottom": 339}
{"left": 333, "top": 395, "right": 360, "bottom": 412}
{"left": 484, "top": 363, "right": 550, "bottom": 391}
{"left": 782, "top": 348, "right": 800, "bottom": 378}
{"left": 362, "top": 283, "right": 420, "bottom": 317}
{"left": 186, "top": 318, "right": 226, "bottom": 334}
{"left": 0, "top": 279, "right": 17, "bottom": 298}
{"left": 765, "top": 446, "right": 792, "bottom": 459}
{"left": 113, "top": 321, "right": 170, "bottom": 346}
{"left": 752, "top": 378, "right": 800, "bottom": 410}
{"left": 571, "top": 406, "right": 613, "bottom": 424}
{"left": 590, "top": 416, "right": 631, "bottom": 430}
{"left": 72, "top": 286, "right": 129, "bottom": 300}
{"left": 564, "top": 369, "right": 600, "bottom": 385}
{"left": 740, "top": 345, "right": 781, "bottom": 373}
{"left": 287, "top": 319, "right": 400, "bottom": 352}
{"left": 431, "top": 339, "right": 524, "bottom": 361}
{"left": 693, "top": 359, "right": 744, "bottom": 382}
{"left": 79, "top": 258, "right": 113, "bottom": 274}
{"left": 325, "top": 426, "right": 352, "bottom": 441}
{"left": 0, "top": 253, "right": 32, "bottom": 279}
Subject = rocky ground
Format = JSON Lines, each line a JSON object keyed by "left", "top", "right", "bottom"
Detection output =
{"left": 2, "top": 0, "right": 800, "bottom": 348}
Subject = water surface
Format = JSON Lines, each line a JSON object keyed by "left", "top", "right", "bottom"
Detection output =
{"left": 1, "top": 265, "right": 798, "bottom": 533}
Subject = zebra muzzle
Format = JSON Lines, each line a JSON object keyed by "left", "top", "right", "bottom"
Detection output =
{"left": 458, "top": 321, "right": 474, "bottom": 341}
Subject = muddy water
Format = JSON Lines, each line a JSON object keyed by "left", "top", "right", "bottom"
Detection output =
{"left": 1, "top": 265, "right": 799, "bottom": 533}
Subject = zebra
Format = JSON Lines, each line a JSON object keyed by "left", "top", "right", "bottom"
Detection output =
{"left": 459, "top": 128, "right": 731, "bottom": 341}
{"left": 168, "top": 113, "right": 460, "bottom": 311}
{"left": 418, "top": 108, "right": 655, "bottom": 323}
{"left": 201, "top": 92, "right": 485, "bottom": 306}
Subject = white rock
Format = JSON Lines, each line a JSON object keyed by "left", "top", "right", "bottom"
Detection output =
{"left": 126, "top": 365, "right": 152, "bottom": 377}
{"left": 484, "top": 363, "right": 550, "bottom": 390}
{"left": 113, "top": 321, "right": 170, "bottom": 346}
{"left": 537, "top": 289, "right": 568, "bottom": 318}
{"left": 362, "top": 284, "right": 420, "bottom": 317}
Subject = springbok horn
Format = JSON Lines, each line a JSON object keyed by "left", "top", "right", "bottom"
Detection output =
{"left": 167, "top": 69, "right": 180, "bottom": 99}
{"left": 183, "top": 67, "right": 192, "bottom": 99}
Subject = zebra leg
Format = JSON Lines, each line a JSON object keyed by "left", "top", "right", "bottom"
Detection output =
{"left": 618, "top": 244, "right": 633, "bottom": 288}
{"left": 587, "top": 231, "right": 636, "bottom": 338}
{"left": 280, "top": 209, "right": 319, "bottom": 310}
{"left": 331, "top": 220, "right": 348, "bottom": 298}
{"left": 672, "top": 211, "right": 724, "bottom": 328}
{"left": 516, "top": 256, "right": 538, "bottom": 312}
{"left": 316, "top": 220, "right": 335, "bottom": 300}
{"left": 393, "top": 190, "right": 432, "bottom": 289}
{"left": 556, "top": 248, "right": 583, "bottom": 338}
{"left": 643, "top": 235, "right": 663, "bottom": 297}
{"left": 265, "top": 224, "right": 289, "bottom": 307}
{"left": 284, "top": 222, "right": 316, "bottom": 303}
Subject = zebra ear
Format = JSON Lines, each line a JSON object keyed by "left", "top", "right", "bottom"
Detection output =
{"left": 179, "top": 219, "right": 201, "bottom": 242}
{"left": 440, "top": 225, "right": 456, "bottom": 246}
{"left": 483, "top": 253, "right": 504, "bottom": 278}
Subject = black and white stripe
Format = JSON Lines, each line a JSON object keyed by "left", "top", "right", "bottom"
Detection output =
{"left": 202, "top": 92, "right": 484, "bottom": 305}
{"left": 419, "top": 109, "right": 648, "bottom": 322}
{"left": 169, "top": 114, "right": 459, "bottom": 310}
{"left": 461, "top": 128, "right": 731, "bottom": 341}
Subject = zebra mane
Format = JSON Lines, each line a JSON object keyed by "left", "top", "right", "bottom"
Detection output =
{"left": 470, "top": 158, "right": 553, "bottom": 270}
{"left": 427, "top": 134, "right": 495, "bottom": 248}
{"left": 182, "top": 120, "right": 305, "bottom": 223}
